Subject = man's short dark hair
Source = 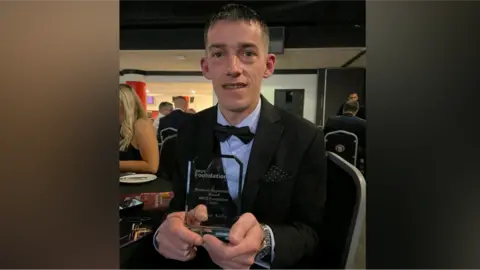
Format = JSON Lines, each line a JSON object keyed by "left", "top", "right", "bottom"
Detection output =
{"left": 343, "top": 101, "right": 360, "bottom": 113}
{"left": 204, "top": 3, "right": 270, "bottom": 48}
{"left": 158, "top": 102, "right": 172, "bottom": 110}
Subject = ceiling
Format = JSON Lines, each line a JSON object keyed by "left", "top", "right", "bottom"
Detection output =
{"left": 147, "top": 82, "right": 212, "bottom": 97}
{"left": 120, "top": 1, "right": 365, "bottom": 29}
{"left": 120, "top": 1, "right": 365, "bottom": 50}
{"left": 120, "top": 47, "right": 366, "bottom": 71}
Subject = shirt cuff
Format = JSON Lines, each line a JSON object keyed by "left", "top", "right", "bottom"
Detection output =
{"left": 152, "top": 227, "right": 161, "bottom": 252}
{"left": 254, "top": 225, "right": 275, "bottom": 268}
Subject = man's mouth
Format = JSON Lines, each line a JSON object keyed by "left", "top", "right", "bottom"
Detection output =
{"left": 222, "top": 83, "right": 247, "bottom": 90}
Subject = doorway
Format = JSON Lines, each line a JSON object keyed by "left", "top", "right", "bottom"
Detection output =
{"left": 274, "top": 89, "right": 305, "bottom": 117}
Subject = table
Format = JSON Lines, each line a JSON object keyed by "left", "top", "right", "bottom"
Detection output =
{"left": 120, "top": 177, "right": 173, "bottom": 269}
{"left": 120, "top": 176, "right": 172, "bottom": 195}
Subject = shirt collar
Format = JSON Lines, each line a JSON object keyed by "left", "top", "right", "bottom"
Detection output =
{"left": 217, "top": 98, "right": 261, "bottom": 133}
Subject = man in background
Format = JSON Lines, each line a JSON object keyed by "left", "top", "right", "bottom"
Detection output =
{"left": 153, "top": 101, "right": 173, "bottom": 133}
{"left": 337, "top": 92, "right": 365, "bottom": 119}
{"left": 326, "top": 100, "right": 366, "bottom": 147}
{"left": 157, "top": 96, "right": 190, "bottom": 141}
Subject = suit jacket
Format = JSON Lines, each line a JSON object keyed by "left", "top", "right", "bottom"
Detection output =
{"left": 166, "top": 97, "right": 327, "bottom": 268}
{"left": 157, "top": 109, "right": 190, "bottom": 140}
{"left": 324, "top": 115, "right": 366, "bottom": 148}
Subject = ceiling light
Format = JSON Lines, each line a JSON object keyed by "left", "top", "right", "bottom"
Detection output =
{"left": 146, "top": 89, "right": 150, "bottom": 93}
{"left": 191, "top": 90, "right": 196, "bottom": 94}
{"left": 176, "top": 55, "right": 186, "bottom": 60}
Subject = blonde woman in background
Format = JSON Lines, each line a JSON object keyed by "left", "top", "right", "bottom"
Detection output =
{"left": 119, "top": 84, "right": 159, "bottom": 174}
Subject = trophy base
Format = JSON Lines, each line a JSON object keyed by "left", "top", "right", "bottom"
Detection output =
{"left": 187, "top": 225, "right": 230, "bottom": 242}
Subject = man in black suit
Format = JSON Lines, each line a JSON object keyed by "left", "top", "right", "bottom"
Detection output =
{"left": 151, "top": 4, "right": 326, "bottom": 269}
{"left": 337, "top": 92, "right": 366, "bottom": 119}
{"left": 326, "top": 100, "right": 366, "bottom": 148}
{"left": 157, "top": 96, "right": 190, "bottom": 142}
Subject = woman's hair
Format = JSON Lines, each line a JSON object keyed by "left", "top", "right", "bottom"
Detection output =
{"left": 119, "top": 84, "right": 147, "bottom": 151}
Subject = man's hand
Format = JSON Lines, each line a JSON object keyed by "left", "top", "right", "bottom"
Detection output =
{"left": 203, "top": 213, "right": 264, "bottom": 269}
{"left": 156, "top": 204, "right": 208, "bottom": 261}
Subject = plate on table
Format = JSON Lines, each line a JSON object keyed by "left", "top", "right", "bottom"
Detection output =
{"left": 120, "top": 174, "right": 157, "bottom": 184}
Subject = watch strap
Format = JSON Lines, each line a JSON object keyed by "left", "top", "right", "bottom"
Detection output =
{"left": 255, "top": 224, "right": 272, "bottom": 261}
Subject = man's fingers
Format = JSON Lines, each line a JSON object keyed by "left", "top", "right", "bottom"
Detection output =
{"left": 229, "top": 222, "right": 264, "bottom": 257}
{"left": 172, "top": 223, "right": 204, "bottom": 246}
{"left": 231, "top": 252, "right": 257, "bottom": 267}
{"left": 166, "top": 233, "right": 194, "bottom": 251}
{"left": 229, "top": 213, "right": 257, "bottom": 245}
{"left": 163, "top": 248, "right": 197, "bottom": 262}
{"left": 157, "top": 234, "right": 196, "bottom": 261}
{"left": 186, "top": 204, "right": 208, "bottom": 225}
{"left": 202, "top": 234, "right": 232, "bottom": 258}
{"left": 167, "top": 211, "right": 186, "bottom": 221}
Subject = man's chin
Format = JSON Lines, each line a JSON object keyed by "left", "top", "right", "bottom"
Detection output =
{"left": 229, "top": 106, "right": 250, "bottom": 113}
{"left": 220, "top": 101, "right": 250, "bottom": 113}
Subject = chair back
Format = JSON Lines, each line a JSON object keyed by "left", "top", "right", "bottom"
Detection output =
{"left": 325, "top": 130, "right": 358, "bottom": 166}
{"left": 159, "top": 127, "right": 178, "bottom": 144}
{"left": 316, "top": 151, "right": 366, "bottom": 269}
{"left": 157, "top": 134, "right": 178, "bottom": 181}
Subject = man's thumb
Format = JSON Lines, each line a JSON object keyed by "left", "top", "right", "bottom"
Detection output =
{"left": 186, "top": 204, "right": 208, "bottom": 225}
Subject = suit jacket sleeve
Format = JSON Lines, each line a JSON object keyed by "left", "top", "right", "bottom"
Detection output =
{"left": 269, "top": 128, "right": 327, "bottom": 268}
{"left": 163, "top": 120, "right": 192, "bottom": 216}
{"left": 165, "top": 158, "right": 186, "bottom": 215}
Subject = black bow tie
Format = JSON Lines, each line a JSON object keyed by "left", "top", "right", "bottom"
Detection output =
{"left": 214, "top": 124, "right": 255, "bottom": 144}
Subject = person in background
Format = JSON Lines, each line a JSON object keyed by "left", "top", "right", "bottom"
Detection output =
{"left": 157, "top": 96, "right": 190, "bottom": 140}
{"left": 119, "top": 84, "right": 159, "bottom": 174}
{"left": 337, "top": 92, "right": 366, "bottom": 119}
{"left": 326, "top": 100, "right": 366, "bottom": 147}
{"left": 186, "top": 108, "right": 196, "bottom": 114}
{"left": 153, "top": 101, "right": 173, "bottom": 132}
{"left": 173, "top": 95, "right": 188, "bottom": 112}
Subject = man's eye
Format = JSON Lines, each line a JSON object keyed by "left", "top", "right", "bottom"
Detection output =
{"left": 212, "top": 52, "right": 223, "bottom": 58}
{"left": 244, "top": 51, "right": 256, "bottom": 57}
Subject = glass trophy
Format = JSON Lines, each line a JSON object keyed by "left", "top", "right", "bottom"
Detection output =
{"left": 185, "top": 155, "right": 243, "bottom": 242}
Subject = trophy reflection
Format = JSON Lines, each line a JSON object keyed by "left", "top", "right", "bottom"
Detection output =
{"left": 185, "top": 155, "right": 243, "bottom": 242}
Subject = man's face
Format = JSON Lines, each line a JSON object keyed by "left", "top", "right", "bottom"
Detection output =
{"left": 201, "top": 20, "right": 276, "bottom": 112}
{"left": 348, "top": 93, "right": 359, "bottom": 102}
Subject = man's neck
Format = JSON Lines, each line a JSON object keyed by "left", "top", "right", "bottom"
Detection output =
{"left": 219, "top": 98, "right": 260, "bottom": 126}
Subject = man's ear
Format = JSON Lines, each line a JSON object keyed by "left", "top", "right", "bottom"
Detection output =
{"left": 263, "top": 54, "right": 276, "bottom": 78}
{"left": 201, "top": 57, "right": 212, "bottom": 80}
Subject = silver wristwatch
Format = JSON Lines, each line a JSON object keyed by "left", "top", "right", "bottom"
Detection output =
{"left": 255, "top": 224, "right": 272, "bottom": 261}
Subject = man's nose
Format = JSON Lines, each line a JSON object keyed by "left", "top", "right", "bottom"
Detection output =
{"left": 225, "top": 55, "right": 242, "bottom": 76}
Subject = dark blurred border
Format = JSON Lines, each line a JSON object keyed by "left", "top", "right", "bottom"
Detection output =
{"left": 1, "top": 0, "right": 480, "bottom": 268}
{"left": 367, "top": 1, "right": 480, "bottom": 268}
{"left": 0, "top": 1, "right": 119, "bottom": 268}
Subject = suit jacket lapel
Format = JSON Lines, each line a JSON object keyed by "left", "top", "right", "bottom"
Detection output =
{"left": 242, "top": 96, "right": 284, "bottom": 213}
